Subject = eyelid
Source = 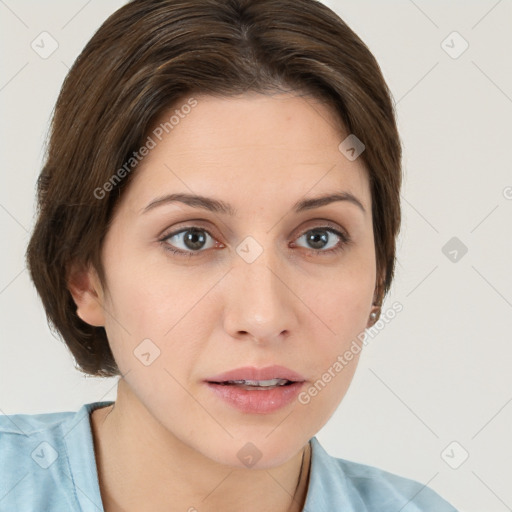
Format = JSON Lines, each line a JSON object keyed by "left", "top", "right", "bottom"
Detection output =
{"left": 291, "top": 219, "right": 348, "bottom": 240}
{"left": 159, "top": 219, "right": 220, "bottom": 240}
{"left": 159, "top": 219, "right": 347, "bottom": 242}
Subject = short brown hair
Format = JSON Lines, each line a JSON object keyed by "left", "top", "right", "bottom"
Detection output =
{"left": 26, "top": 0, "right": 402, "bottom": 377}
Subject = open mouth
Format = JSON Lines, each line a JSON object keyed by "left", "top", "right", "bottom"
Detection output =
{"left": 210, "top": 378, "right": 296, "bottom": 390}
{"left": 204, "top": 366, "right": 306, "bottom": 413}
{"left": 206, "top": 379, "right": 305, "bottom": 413}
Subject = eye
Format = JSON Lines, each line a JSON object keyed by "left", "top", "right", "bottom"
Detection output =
{"left": 292, "top": 226, "right": 350, "bottom": 255}
{"left": 160, "top": 227, "right": 221, "bottom": 257}
{"left": 159, "top": 224, "right": 351, "bottom": 258}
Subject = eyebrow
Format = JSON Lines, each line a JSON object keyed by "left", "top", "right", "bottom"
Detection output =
{"left": 141, "top": 191, "right": 366, "bottom": 216}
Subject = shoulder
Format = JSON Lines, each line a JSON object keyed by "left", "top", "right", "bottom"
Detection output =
{"left": 0, "top": 401, "right": 112, "bottom": 511}
{"left": 307, "top": 437, "right": 458, "bottom": 511}
{"left": 0, "top": 407, "right": 74, "bottom": 469}
{"left": 335, "top": 456, "right": 457, "bottom": 511}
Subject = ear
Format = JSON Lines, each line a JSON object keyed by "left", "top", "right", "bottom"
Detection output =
{"left": 372, "top": 267, "right": 386, "bottom": 306}
{"left": 67, "top": 263, "right": 106, "bottom": 327}
{"left": 366, "top": 269, "right": 385, "bottom": 328}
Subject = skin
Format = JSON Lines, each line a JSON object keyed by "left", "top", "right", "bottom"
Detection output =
{"left": 69, "top": 91, "right": 380, "bottom": 512}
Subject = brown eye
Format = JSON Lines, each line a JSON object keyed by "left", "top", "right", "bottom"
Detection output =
{"left": 161, "top": 227, "right": 218, "bottom": 256}
{"left": 293, "top": 227, "right": 350, "bottom": 254}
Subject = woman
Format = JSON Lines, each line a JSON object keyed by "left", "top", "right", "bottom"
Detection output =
{"left": 0, "top": 0, "right": 457, "bottom": 510}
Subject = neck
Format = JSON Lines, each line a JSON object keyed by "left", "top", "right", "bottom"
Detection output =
{"left": 90, "top": 381, "right": 311, "bottom": 512}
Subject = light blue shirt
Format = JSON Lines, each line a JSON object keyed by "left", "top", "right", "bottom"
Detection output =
{"left": 0, "top": 401, "right": 457, "bottom": 511}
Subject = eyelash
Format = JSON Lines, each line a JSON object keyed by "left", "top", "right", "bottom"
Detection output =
{"left": 159, "top": 224, "right": 352, "bottom": 258}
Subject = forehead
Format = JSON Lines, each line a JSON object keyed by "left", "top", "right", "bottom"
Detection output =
{"left": 119, "top": 92, "right": 370, "bottom": 214}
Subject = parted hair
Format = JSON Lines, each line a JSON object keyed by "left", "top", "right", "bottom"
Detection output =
{"left": 26, "top": 0, "right": 402, "bottom": 377}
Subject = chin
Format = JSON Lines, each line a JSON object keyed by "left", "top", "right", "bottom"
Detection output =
{"left": 197, "top": 428, "right": 312, "bottom": 470}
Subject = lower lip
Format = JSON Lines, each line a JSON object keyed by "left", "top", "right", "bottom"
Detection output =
{"left": 206, "top": 382, "right": 305, "bottom": 414}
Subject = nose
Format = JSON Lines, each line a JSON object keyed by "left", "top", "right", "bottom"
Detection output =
{"left": 222, "top": 246, "right": 299, "bottom": 344}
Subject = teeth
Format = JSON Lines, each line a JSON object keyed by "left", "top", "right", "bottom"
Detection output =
{"left": 226, "top": 378, "right": 289, "bottom": 387}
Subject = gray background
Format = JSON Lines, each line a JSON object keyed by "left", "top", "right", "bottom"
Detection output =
{"left": 1, "top": 1, "right": 511, "bottom": 510}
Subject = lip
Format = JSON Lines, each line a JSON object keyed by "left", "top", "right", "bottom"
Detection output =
{"left": 205, "top": 365, "right": 306, "bottom": 383}
{"left": 205, "top": 365, "right": 306, "bottom": 414}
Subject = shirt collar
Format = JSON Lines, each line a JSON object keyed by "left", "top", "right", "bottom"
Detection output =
{"left": 62, "top": 400, "right": 114, "bottom": 511}
{"left": 304, "top": 436, "right": 367, "bottom": 512}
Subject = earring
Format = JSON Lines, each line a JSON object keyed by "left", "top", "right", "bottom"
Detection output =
{"left": 369, "top": 305, "right": 381, "bottom": 323}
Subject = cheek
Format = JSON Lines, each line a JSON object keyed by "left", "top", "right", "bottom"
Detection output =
{"left": 294, "top": 274, "right": 371, "bottom": 431}
{"left": 296, "top": 352, "right": 360, "bottom": 441}
{"left": 100, "top": 256, "right": 211, "bottom": 377}
{"left": 302, "top": 283, "right": 368, "bottom": 386}
{"left": 296, "top": 247, "right": 375, "bottom": 389}
{"left": 102, "top": 244, "right": 192, "bottom": 329}
{"left": 101, "top": 223, "right": 375, "bottom": 369}
{"left": 300, "top": 248, "right": 375, "bottom": 337}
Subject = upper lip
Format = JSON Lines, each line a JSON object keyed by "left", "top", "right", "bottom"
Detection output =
{"left": 205, "top": 365, "right": 306, "bottom": 383}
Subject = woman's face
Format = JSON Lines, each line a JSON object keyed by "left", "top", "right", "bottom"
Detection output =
{"left": 86, "top": 91, "right": 377, "bottom": 468}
